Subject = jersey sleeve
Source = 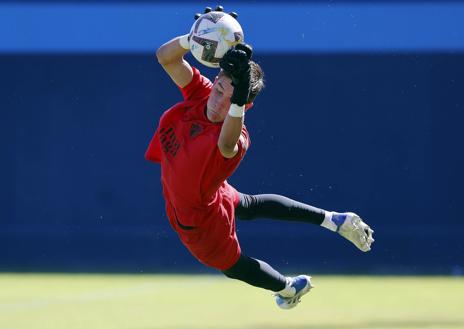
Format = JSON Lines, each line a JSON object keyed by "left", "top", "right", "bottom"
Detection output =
{"left": 180, "top": 67, "right": 212, "bottom": 101}
{"left": 235, "top": 128, "right": 250, "bottom": 159}
{"left": 227, "top": 127, "right": 249, "bottom": 160}
{"left": 145, "top": 127, "right": 162, "bottom": 163}
{"left": 145, "top": 101, "right": 186, "bottom": 164}
{"left": 202, "top": 127, "right": 250, "bottom": 195}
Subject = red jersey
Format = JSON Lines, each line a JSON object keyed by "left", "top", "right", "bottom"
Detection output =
{"left": 145, "top": 67, "right": 250, "bottom": 270}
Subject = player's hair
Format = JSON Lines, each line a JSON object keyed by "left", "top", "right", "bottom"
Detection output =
{"left": 247, "top": 61, "right": 265, "bottom": 104}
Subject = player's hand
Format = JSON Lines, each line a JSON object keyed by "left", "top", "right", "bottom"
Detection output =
{"left": 220, "top": 44, "right": 252, "bottom": 82}
{"left": 194, "top": 5, "right": 238, "bottom": 21}
{"left": 220, "top": 44, "right": 253, "bottom": 106}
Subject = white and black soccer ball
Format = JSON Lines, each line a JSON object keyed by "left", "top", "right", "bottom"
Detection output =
{"left": 189, "top": 11, "right": 244, "bottom": 68}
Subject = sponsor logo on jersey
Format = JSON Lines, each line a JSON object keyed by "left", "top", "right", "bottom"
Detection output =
{"left": 159, "top": 126, "right": 180, "bottom": 157}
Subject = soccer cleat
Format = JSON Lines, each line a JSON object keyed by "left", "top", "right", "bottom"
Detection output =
{"left": 333, "top": 212, "right": 375, "bottom": 252}
{"left": 275, "top": 275, "right": 314, "bottom": 310}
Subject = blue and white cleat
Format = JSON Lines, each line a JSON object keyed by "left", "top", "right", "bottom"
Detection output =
{"left": 332, "top": 212, "right": 375, "bottom": 252}
{"left": 275, "top": 275, "right": 314, "bottom": 310}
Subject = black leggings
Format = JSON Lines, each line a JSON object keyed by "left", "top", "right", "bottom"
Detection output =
{"left": 222, "top": 193, "right": 325, "bottom": 292}
{"left": 235, "top": 193, "right": 325, "bottom": 225}
{"left": 223, "top": 254, "right": 287, "bottom": 291}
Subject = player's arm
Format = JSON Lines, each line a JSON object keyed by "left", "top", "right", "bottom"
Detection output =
{"left": 156, "top": 35, "right": 193, "bottom": 88}
{"left": 218, "top": 108, "right": 244, "bottom": 158}
{"left": 218, "top": 44, "right": 253, "bottom": 158}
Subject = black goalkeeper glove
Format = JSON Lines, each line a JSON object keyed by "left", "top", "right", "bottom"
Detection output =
{"left": 219, "top": 43, "right": 253, "bottom": 106}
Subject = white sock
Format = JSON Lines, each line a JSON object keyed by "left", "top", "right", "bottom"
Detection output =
{"left": 321, "top": 211, "right": 338, "bottom": 232}
{"left": 277, "top": 277, "right": 296, "bottom": 297}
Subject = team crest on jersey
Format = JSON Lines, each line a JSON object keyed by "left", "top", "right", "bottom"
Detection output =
{"left": 189, "top": 123, "right": 203, "bottom": 138}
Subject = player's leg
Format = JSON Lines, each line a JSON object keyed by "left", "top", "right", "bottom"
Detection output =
{"left": 222, "top": 254, "right": 313, "bottom": 309}
{"left": 235, "top": 193, "right": 325, "bottom": 224}
{"left": 235, "top": 193, "right": 374, "bottom": 252}
{"left": 222, "top": 254, "right": 286, "bottom": 291}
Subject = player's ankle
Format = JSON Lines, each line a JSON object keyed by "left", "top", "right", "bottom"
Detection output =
{"left": 276, "top": 277, "right": 296, "bottom": 297}
{"left": 321, "top": 211, "right": 337, "bottom": 232}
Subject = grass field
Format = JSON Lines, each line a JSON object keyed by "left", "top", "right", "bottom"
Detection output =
{"left": 0, "top": 274, "right": 463, "bottom": 329}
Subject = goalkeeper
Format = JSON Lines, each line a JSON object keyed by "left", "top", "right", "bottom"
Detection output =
{"left": 146, "top": 6, "right": 374, "bottom": 310}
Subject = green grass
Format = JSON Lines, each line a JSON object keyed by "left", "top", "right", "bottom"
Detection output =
{"left": 0, "top": 274, "right": 463, "bottom": 329}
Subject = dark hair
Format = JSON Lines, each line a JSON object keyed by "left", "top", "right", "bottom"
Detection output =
{"left": 247, "top": 61, "right": 265, "bottom": 104}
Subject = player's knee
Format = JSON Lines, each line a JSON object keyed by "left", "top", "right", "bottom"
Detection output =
{"left": 222, "top": 266, "right": 245, "bottom": 280}
{"left": 222, "top": 269, "right": 238, "bottom": 279}
{"left": 222, "top": 254, "right": 248, "bottom": 280}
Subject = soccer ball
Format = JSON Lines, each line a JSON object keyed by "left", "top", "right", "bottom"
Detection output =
{"left": 189, "top": 11, "right": 244, "bottom": 68}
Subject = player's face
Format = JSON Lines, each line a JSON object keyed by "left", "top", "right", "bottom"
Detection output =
{"left": 206, "top": 71, "right": 234, "bottom": 123}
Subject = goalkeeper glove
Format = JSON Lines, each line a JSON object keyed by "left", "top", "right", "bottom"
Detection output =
{"left": 219, "top": 43, "right": 253, "bottom": 106}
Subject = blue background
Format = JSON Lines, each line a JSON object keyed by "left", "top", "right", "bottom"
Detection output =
{"left": 1, "top": 1, "right": 463, "bottom": 274}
